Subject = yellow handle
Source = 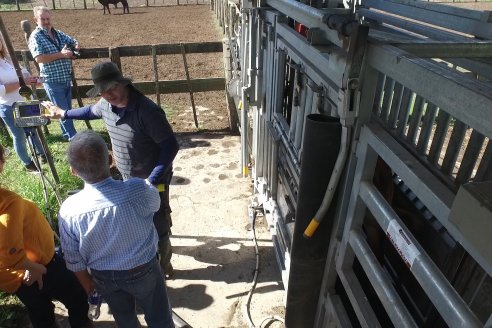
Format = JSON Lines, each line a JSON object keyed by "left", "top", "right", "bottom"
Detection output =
{"left": 157, "top": 184, "right": 166, "bottom": 192}
{"left": 303, "top": 219, "right": 319, "bottom": 238}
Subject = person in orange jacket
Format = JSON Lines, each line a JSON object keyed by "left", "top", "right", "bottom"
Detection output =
{"left": 0, "top": 144, "right": 91, "bottom": 328}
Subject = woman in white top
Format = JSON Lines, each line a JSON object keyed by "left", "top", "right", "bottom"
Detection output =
{"left": 0, "top": 38, "right": 44, "bottom": 172}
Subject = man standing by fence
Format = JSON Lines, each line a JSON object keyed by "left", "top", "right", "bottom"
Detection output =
{"left": 28, "top": 6, "right": 78, "bottom": 140}
{"left": 44, "top": 61, "right": 179, "bottom": 279}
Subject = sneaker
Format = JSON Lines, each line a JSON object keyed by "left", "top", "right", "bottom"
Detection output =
{"left": 24, "top": 161, "right": 40, "bottom": 173}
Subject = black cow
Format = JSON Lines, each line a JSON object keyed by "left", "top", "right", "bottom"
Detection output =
{"left": 98, "top": 0, "right": 129, "bottom": 14}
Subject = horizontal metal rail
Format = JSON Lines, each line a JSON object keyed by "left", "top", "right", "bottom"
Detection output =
{"left": 359, "top": 180, "right": 482, "bottom": 327}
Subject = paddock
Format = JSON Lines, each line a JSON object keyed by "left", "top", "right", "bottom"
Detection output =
{"left": 1, "top": 5, "right": 229, "bottom": 132}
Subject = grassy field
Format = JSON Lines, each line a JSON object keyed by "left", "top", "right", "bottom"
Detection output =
{"left": 0, "top": 118, "right": 108, "bottom": 327}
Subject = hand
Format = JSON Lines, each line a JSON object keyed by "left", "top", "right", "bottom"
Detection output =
{"left": 26, "top": 76, "right": 39, "bottom": 85}
{"left": 22, "top": 262, "right": 47, "bottom": 289}
{"left": 61, "top": 45, "right": 75, "bottom": 59}
{"left": 41, "top": 101, "right": 64, "bottom": 119}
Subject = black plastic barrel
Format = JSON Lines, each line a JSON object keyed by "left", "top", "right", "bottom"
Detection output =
{"left": 285, "top": 114, "right": 342, "bottom": 328}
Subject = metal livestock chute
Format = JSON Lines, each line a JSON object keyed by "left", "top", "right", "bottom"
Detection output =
{"left": 213, "top": 0, "right": 492, "bottom": 326}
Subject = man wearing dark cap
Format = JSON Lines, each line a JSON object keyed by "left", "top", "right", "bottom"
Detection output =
{"left": 44, "top": 61, "right": 179, "bottom": 279}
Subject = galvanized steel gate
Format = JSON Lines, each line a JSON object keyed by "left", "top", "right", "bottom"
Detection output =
{"left": 213, "top": 0, "right": 492, "bottom": 326}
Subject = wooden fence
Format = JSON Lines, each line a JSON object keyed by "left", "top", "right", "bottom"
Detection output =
{"left": 1, "top": 0, "right": 210, "bottom": 12}
{"left": 15, "top": 41, "right": 228, "bottom": 128}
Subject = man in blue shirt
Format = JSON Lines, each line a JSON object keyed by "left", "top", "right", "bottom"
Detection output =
{"left": 44, "top": 62, "right": 179, "bottom": 278}
{"left": 58, "top": 130, "right": 174, "bottom": 328}
{"left": 28, "top": 6, "right": 78, "bottom": 140}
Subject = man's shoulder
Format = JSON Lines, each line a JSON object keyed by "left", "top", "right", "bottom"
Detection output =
{"left": 29, "top": 27, "right": 43, "bottom": 38}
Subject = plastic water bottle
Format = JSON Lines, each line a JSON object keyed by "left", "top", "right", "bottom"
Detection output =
{"left": 87, "top": 290, "right": 102, "bottom": 320}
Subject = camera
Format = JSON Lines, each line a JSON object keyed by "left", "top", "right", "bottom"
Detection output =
{"left": 13, "top": 101, "right": 50, "bottom": 128}
{"left": 67, "top": 45, "right": 81, "bottom": 58}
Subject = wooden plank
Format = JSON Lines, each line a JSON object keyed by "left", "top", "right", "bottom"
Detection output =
{"left": 117, "top": 42, "right": 223, "bottom": 56}
{"left": 35, "top": 78, "right": 225, "bottom": 99}
{"left": 14, "top": 42, "right": 222, "bottom": 61}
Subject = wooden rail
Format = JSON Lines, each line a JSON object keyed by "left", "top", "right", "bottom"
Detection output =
{"left": 15, "top": 41, "right": 227, "bottom": 127}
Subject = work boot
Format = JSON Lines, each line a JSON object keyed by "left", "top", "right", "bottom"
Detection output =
{"left": 24, "top": 161, "right": 39, "bottom": 173}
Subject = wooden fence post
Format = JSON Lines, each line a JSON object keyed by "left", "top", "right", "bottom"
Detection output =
{"left": 109, "top": 47, "right": 122, "bottom": 71}
{"left": 180, "top": 43, "right": 199, "bottom": 128}
{"left": 151, "top": 45, "right": 161, "bottom": 108}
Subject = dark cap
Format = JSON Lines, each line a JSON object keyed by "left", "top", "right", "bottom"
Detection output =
{"left": 86, "top": 61, "right": 132, "bottom": 98}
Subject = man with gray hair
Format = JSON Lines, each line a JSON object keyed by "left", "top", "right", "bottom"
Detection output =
{"left": 28, "top": 6, "right": 78, "bottom": 140}
{"left": 58, "top": 130, "right": 174, "bottom": 328}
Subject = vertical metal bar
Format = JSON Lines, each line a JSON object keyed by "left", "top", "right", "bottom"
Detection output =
{"left": 416, "top": 103, "right": 438, "bottom": 155}
{"left": 387, "top": 82, "right": 403, "bottom": 129}
{"left": 289, "top": 69, "right": 299, "bottom": 142}
{"left": 372, "top": 73, "right": 385, "bottom": 116}
{"left": 380, "top": 77, "right": 395, "bottom": 122}
{"left": 294, "top": 79, "right": 307, "bottom": 152}
{"left": 406, "top": 95, "right": 425, "bottom": 145}
{"left": 455, "top": 130, "right": 485, "bottom": 184}
{"left": 336, "top": 127, "right": 380, "bottom": 327}
{"left": 440, "top": 120, "right": 466, "bottom": 176}
{"left": 396, "top": 89, "right": 413, "bottom": 137}
{"left": 428, "top": 110, "right": 451, "bottom": 165}
{"left": 472, "top": 138, "right": 492, "bottom": 182}
{"left": 151, "top": 45, "right": 161, "bottom": 108}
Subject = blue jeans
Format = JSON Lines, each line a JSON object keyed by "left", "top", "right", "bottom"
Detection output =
{"left": 91, "top": 257, "right": 174, "bottom": 328}
{"left": 43, "top": 81, "right": 77, "bottom": 140}
{"left": 0, "top": 104, "right": 44, "bottom": 165}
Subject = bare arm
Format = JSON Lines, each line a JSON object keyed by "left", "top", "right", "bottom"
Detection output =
{"left": 34, "top": 45, "right": 76, "bottom": 64}
{"left": 74, "top": 269, "right": 95, "bottom": 296}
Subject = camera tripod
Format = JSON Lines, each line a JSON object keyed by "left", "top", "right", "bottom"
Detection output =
{"left": 25, "top": 126, "right": 62, "bottom": 236}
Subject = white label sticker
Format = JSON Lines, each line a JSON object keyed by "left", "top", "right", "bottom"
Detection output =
{"left": 386, "top": 219, "right": 420, "bottom": 269}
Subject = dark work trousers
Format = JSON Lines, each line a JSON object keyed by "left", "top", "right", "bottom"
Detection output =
{"left": 15, "top": 252, "right": 90, "bottom": 328}
{"left": 153, "top": 184, "right": 173, "bottom": 273}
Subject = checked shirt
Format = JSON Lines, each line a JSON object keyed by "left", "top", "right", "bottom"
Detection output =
{"left": 28, "top": 27, "right": 77, "bottom": 83}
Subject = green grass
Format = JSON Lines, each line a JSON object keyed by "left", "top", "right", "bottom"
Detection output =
{"left": 0, "top": 118, "right": 107, "bottom": 327}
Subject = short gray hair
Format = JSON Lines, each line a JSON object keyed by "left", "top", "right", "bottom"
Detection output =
{"left": 33, "top": 6, "right": 51, "bottom": 17}
{"left": 67, "top": 131, "right": 110, "bottom": 183}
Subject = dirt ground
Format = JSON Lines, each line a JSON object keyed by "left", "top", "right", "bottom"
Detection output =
{"left": 1, "top": 5, "right": 228, "bottom": 133}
